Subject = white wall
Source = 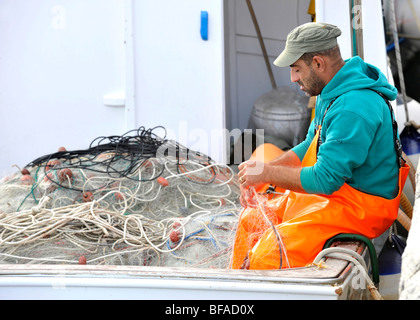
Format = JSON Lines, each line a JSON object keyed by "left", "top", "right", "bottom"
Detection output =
{"left": 0, "top": 0, "right": 126, "bottom": 176}
{"left": 0, "top": 0, "right": 228, "bottom": 174}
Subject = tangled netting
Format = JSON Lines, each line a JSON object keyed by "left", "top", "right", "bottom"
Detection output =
{"left": 0, "top": 126, "right": 241, "bottom": 268}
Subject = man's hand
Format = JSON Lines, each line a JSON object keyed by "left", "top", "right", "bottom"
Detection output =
{"left": 238, "top": 160, "right": 267, "bottom": 190}
{"left": 238, "top": 156, "right": 305, "bottom": 202}
{"left": 238, "top": 160, "right": 268, "bottom": 207}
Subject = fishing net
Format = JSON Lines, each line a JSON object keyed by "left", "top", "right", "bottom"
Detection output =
{"left": 0, "top": 127, "right": 241, "bottom": 268}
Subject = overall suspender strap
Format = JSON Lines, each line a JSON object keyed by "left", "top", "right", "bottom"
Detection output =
{"left": 316, "top": 90, "right": 404, "bottom": 168}
{"left": 370, "top": 90, "right": 404, "bottom": 169}
{"left": 315, "top": 97, "right": 337, "bottom": 156}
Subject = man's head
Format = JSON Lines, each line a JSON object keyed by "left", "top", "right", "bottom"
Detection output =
{"left": 274, "top": 22, "right": 343, "bottom": 96}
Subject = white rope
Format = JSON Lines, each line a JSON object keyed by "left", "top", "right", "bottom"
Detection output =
{"left": 0, "top": 155, "right": 240, "bottom": 267}
{"left": 313, "top": 247, "right": 383, "bottom": 300}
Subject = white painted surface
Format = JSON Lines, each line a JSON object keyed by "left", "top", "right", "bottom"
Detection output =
{"left": 130, "top": 0, "right": 226, "bottom": 163}
{"left": 0, "top": 0, "right": 227, "bottom": 177}
{"left": 0, "top": 0, "right": 126, "bottom": 177}
{"left": 0, "top": 275, "right": 342, "bottom": 300}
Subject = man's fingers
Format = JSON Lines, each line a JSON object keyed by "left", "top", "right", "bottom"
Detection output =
{"left": 238, "top": 160, "right": 255, "bottom": 170}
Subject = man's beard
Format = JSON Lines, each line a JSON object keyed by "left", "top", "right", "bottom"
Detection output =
{"left": 298, "top": 67, "right": 325, "bottom": 97}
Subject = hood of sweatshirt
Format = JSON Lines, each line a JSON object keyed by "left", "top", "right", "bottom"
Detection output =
{"left": 320, "top": 56, "right": 397, "bottom": 102}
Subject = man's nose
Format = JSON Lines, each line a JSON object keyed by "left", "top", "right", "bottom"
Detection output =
{"left": 290, "top": 70, "right": 299, "bottom": 83}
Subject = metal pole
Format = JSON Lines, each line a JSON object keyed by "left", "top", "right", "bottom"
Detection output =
{"left": 246, "top": 0, "right": 277, "bottom": 89}
{"left": 350, "top": 0, "right": 364, "bottom": 60}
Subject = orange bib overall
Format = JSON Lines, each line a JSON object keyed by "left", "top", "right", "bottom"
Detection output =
{"left": 230, "top": 128, "right": 409, "bottom": 269}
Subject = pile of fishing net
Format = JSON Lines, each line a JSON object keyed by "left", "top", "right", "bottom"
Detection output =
{"left": 0, "top": 127, "right": 241, "bottom": 268}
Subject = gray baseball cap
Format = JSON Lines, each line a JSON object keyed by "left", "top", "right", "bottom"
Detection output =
{"left": 274, "top": 22, "right": 342, "bottom": 67}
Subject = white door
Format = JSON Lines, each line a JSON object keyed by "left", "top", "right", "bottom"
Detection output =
{"left": 128, "top": 0, "right": 227, "bottom": 163}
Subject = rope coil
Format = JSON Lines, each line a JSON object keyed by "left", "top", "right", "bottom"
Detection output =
{"left": 313, "top": 247, "right": 383, "bottom": 300}
{"left": 0, "top": 127, "right": 241, "bottom": 268}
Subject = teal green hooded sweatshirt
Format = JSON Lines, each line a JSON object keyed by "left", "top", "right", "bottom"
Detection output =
{"left": 292, "top": 56, "right": 399, "bottom": 199}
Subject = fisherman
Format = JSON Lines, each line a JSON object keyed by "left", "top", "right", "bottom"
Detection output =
{"left": 231, "top": 22, "right": 410, "bottom": 269}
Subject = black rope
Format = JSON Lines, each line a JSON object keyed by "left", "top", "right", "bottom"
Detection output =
{"left": 25, "top": 126, "right": 215, "bottom": 192}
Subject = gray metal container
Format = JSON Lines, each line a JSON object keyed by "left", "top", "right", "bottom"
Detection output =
{"left": 250, "top": 87, "right": 312, "bottom": 147}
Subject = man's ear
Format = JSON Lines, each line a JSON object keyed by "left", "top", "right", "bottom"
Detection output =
{"left": 312, "top": 55, "right": 326, "bottom": 72}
